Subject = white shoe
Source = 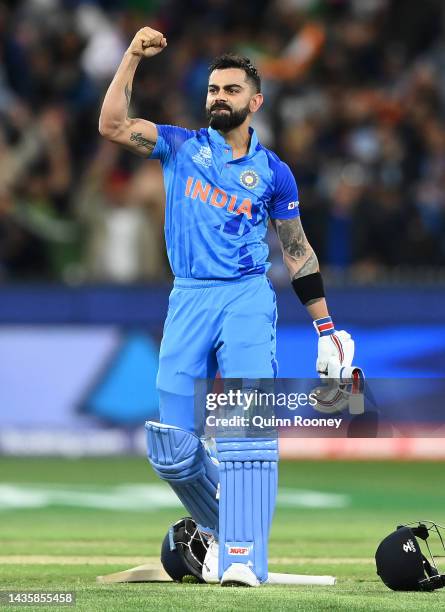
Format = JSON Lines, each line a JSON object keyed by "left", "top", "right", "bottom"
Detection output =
{"left": 220, "top": 563, "right": 260, "bottom": 587}
{"left": 202, "top": 537, "right": 219, "bottom": 584}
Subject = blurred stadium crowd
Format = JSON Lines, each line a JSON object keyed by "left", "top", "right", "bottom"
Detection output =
{"left": 1, "top": 0, "right": 445, "bottom": 285}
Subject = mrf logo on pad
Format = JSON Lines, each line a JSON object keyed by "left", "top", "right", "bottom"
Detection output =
{"left": 226, "top": 544, "right": 252, "bottom": 556}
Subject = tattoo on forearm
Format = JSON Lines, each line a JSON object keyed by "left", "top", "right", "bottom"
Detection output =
{"left": 275, "top": 217, "right": 307, "bottom": 259}
{"left": 130, "top": 132, "right": 156, "bottom": 153}
{"left": 274, "top": 217, "right": 319, "bottom": 278}
{"left": 124, "top": 83, "right": 132, "bottom": 111}
{"left": 291, "top": 250, "right": 319, "bottom": 279}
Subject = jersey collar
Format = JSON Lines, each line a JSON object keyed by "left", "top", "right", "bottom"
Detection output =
{"left": 207, "top": 126, "right": 259, "bottom": 161}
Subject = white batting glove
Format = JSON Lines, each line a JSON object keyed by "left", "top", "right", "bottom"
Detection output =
{"left": 314, "top": 317, "right": 354, "bottom": 377}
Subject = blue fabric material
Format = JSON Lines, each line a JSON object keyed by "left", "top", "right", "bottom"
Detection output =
{"left": 158, "top": 390, "right": 197, "bottom": 433}
{"left": 156, "top": 275, "right": 278, "bottom": 397}
{"left": 150, "top": 124, "right": 299, "bottom": 280}
{"left": 215, "top": 437, "right": 279, "bottom": 583}
{"left": 145, "top": 421, "right": 219, "bottom": 532}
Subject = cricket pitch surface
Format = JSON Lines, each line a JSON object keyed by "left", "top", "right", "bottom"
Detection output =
{"left": 1, "top": 457, "right": 444, "bottom": 611}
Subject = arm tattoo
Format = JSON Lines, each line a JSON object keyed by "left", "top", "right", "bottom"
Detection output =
{"left": 124, "top": 83, "right": 132, "bottom": 111}
{"left": 274, "top": 217, "right": 319, "bottom": 278}
{"left": 274, "top": 217, "right": 307, "bottom": 259}
{"left": 130, "top": 131, "right": 156, "bottom": 153}
{"left": 291, "top": 251, "right": 319, "bottom": 280}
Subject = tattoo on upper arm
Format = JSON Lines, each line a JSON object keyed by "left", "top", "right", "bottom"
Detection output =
{"left": 130, "top": 131, "right": 156, "bottom": 153}
{"left": 274, "top": 217, "right": 319, "bottom": 278}
{"left": 124, "top": 84, "right": 132, "bottom": 111}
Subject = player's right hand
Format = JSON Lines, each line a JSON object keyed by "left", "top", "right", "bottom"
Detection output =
{"left": 127, "top": 27, "right": 167, "bottom": 58}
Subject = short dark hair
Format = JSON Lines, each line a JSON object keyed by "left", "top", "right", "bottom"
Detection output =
{"left": 209, "top": 54, "right": 261, "bottom": 93}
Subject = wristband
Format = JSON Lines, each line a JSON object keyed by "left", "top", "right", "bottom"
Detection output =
{"left": 313, "top": 316, "right": 335, "bottom": 336}
{"left": 291, "top": 271, "right": 325, "bottom": 305}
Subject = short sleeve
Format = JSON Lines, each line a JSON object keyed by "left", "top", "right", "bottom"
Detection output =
{"left": 269, "top": 161, "right": 300, "bottom": 220}
{"left": 150, "top": 124, "right": 195, "bottom": 164}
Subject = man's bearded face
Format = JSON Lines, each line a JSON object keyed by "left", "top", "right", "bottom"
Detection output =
{"left": 206, "top": 101, "right": 251, "bottom": 132}
{"left": 206, "top": 68, "right": 253, "bottom": 132}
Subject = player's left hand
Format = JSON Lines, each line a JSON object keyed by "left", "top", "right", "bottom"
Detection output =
{"left": 316, "top": 330, "right": 354, "bottom": 378}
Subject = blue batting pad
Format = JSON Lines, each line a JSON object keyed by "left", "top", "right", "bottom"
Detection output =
{"left": 146, "top": 421, "right": 219, "bottom": 532}
{"left": 216, "top": 438, "right": 278, "bottom": 582}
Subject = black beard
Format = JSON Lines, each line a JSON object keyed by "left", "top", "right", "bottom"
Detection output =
{"left": 206, "top": 103, "right": 250, "bottom": 132}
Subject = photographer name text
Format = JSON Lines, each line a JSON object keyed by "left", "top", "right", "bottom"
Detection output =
{"left": 205, "top": 415, "right": 343, "bottom": 429}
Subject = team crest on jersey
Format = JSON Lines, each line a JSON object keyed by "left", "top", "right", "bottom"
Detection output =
{"left": 240, "top": 169, "right": 259, "bottom": 189}
{"left": 192, "top": 146, "right": 212, "bottom": 168}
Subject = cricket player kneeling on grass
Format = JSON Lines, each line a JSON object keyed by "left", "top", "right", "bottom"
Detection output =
{"left": 99, "top": 27, "right": 356, "bottom": 587}
{"left": 146, "top": 389, "right": 279, "bottom": 587}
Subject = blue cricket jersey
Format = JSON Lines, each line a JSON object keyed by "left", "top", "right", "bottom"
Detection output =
{"left": 150, "top": 125, "right": 300, "bottom": 280}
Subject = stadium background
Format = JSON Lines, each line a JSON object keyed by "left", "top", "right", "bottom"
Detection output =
{"left": 0, "top": 1, "right": 444, "bottom": 477}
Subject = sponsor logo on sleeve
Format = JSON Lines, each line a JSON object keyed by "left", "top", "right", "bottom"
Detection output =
{"left": 288, "top": 201, "right": 299, "bottom": 210}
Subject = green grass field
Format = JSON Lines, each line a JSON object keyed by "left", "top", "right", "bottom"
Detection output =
{"left": 1, "top": 458, "right": 444, "bottom": 611}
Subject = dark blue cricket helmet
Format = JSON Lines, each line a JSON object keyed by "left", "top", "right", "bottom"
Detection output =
{"left": 161, "top": 517, "right": 209, "bottom": 583}
{"left": 376, "top": 521, "right": 445, "bottom": 591}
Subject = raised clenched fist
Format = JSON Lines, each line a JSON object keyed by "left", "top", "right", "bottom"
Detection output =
{"left": 128, "top": 27, "right": 167, "bottom": 58}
